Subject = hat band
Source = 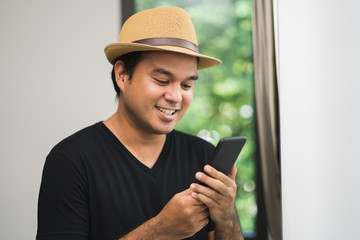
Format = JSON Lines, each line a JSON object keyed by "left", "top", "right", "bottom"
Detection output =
{"left": 132, "top": 37, "right": 199, "bottom": 53}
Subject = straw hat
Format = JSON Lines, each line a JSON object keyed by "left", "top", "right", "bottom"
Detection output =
{"left": 104, "top": 7, "right": 221, "bottom": 69}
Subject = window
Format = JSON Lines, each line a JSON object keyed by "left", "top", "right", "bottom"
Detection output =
{"left": 121, "top": 0, "right": 268, "bottom": 238}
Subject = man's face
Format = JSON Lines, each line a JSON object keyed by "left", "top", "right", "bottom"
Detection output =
{"left": 118, "top": 51, "right": 198, "bottom": 135}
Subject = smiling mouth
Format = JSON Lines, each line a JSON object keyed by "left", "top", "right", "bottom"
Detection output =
{"left": 156, "top": 106, "right": 178, "bottom": 115}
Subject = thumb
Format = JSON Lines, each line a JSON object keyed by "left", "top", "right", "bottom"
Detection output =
{"left": 178, "top": 188, "right": 192, "bottom": 196}
{"left": 228, "top": 164, "right": 237, "bottom": 181}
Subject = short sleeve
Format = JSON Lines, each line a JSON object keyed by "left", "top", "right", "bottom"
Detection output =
{"left": 36, "top": 152, "right": 89, "bottom": 240}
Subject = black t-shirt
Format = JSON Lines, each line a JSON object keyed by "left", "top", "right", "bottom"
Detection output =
{"left": 37, "top": 122, "right": 215, "bottom": 240}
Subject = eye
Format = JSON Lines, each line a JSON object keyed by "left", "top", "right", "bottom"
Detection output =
{"left": 181, "top": 83, "right": 192, "bottom": 90}
{"left": 153, "top": 78, "right": 169, "bottom": 85}
{"left": 181, "top": 81, "right": 194, "bottom": 90}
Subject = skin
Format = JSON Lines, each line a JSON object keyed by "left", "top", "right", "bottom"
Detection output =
{"left": 103, "top": 51, "right": 243, "bottom": 239}
{"left": 105, "top": 51, "right": 197, "bottom": 168}
{"left": 192, "top": 165, "right": 244, "bottom": 240}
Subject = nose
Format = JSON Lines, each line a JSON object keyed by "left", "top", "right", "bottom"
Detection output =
{"left": 164, "top": 84, "right": 182, "bottom": 103}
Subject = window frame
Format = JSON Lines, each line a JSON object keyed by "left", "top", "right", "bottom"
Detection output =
{"left": 120, "top": 1, "right": 269, "bottom": 239}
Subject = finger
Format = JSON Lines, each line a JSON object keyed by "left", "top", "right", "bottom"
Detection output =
{"left": 204, "top": 165, "right": 235, "bottom": 187}
{"left": 196, "top": 217, "right": 209, "bottom": 231}
{"left": 200, "top": 208, "right": 210, "bottom": 222}
{"left": 199, "top": 207, "right": 210, "bottom": 219}
{"left": 194, "top": 169, "right": 237, "bottom": 203}
{"left": 188, "top": 194, "right": 209, "bottom": 208}
{"left": 191, "top": 189, "right": 219, "bottom": 208}
{"left": 193, "top": 201, "right": 209, "bottom": 211}
{"left": 195, "top": 171, "right": 227, "bottom": 194}
{"left": 228, "top": 164, "right": 237, "bottom": 181}
{"left": 190, "top": 183, "right": 222, "bottom": 205}
{"left": 192, "top": 201, "right": 206, "bottom": 207}
{"left": 181, "top": 188, "right": 193, "bottom": 195}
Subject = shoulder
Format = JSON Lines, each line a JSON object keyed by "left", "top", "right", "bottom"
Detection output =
{"left": 46, "top": 122, "right": 106, "bottom": 168}
{"left": 170, "top": 130, "right": 215, "bottom": 152}
{"left": 50, "top": 123, "right": 101, "bottom": 154}
{"left": 41, "top": 123, "right": 105, "bottom": 188}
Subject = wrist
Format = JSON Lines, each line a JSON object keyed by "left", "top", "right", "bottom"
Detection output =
{"left": 214, "top": 209, "right": 242, "bottom": 239}
{"left": 118, "top": 216, "right": 174, "bottom": 240}
{"left": 150, "top": 213, "right": 184, "bottom": 240}
{"left": 145, "top": 216, "right": 172, "bottom": 240}
{"left": 213, "top": 206, "right": 237, "bottom": 224}
{"left": 214, "top": 221, "right": 243, "bottom": 240}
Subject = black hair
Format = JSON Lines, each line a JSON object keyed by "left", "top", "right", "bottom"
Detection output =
{"left": 111, "top": 51, "right": 144, "bottom": 98}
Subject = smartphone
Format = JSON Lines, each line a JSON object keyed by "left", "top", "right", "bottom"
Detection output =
{"left": 208, "top": 136, "right": 247, "bottom": 175}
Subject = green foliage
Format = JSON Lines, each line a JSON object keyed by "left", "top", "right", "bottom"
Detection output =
{"left": 136, "top": 0, "right": 256, "bottom": 232}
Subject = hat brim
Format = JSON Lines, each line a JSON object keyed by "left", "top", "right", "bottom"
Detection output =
{"left": 104, "top": 42, "right": 221, "bottom": 70}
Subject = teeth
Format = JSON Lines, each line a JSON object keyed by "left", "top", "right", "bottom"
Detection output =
{"left": 157, "top": 107, "right": 176, "bottom": 115}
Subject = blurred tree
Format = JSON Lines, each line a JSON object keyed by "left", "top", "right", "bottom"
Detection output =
{"left": 136, "top": 0, "right": 256, "bottom": 232}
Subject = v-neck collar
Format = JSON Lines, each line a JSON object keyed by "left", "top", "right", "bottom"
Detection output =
{"left": 98, "top": 121, "right": 171, "bottom": 176}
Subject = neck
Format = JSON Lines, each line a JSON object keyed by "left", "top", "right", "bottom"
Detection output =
{"left": 103, "top": 110, "right": 166, "bottom": 168}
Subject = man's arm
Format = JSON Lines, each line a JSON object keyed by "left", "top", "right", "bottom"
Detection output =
{"left": 118, "top": 189, "right": 210, "bottom": 240}
{"left": 191, "top": 165, "right": 244, "bottom": 240}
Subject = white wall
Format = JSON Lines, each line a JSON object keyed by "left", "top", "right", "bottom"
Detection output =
{"left": 0, "top": 0, "right": 119, "bottom": 238}
{"left": 278, "top": 0, "right": 360, "bottom": 239}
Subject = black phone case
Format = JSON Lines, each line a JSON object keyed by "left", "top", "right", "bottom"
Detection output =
{"left": 208, "top": 136, "right": 247, "bottom": 175}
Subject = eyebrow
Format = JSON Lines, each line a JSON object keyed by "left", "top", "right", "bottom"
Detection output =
{"left": 152, "top": 67, "right": 198, "bottom": 81}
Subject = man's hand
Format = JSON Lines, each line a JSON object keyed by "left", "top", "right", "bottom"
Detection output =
{"left": 120, "top": 188, "right": 210, "bottom": 240}
{"left": 154, "top": 188, "right": 210, "bottom": 239}
{"left": 190, "top": 165, "right": 237, "bottom": 223}
{"left": 190, "top": 165, "right": 244, "bottom": 240}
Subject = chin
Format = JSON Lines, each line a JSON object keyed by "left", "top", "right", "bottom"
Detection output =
{"left": 155, "top": 128, "right": 174, "bottom": 135}
{"left": 153, "top": 124, "right": 176, "bottom": 135}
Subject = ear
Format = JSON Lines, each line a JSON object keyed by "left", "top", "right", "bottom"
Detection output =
{"left": 114, "top": 60, "right": 129, "bottom": 92}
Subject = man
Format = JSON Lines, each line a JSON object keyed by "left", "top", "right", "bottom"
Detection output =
{"left": 37, "top": 7, "right": 244, "bottom": 240}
